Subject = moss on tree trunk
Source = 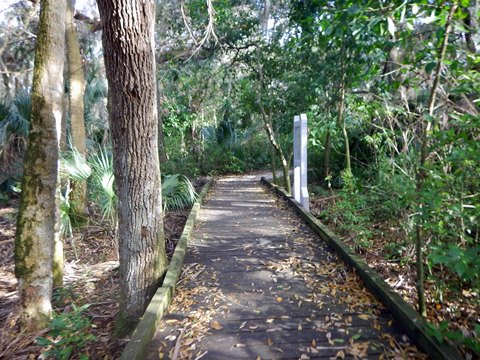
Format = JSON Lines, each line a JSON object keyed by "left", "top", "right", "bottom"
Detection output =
{"left": 14, "top": 0, "right": 66, "bottom": 331}
{"left": 66, "top": 0, "right": 88, "bottom": 220}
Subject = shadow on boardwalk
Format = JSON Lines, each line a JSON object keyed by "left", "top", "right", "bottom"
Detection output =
{"left": 147, "top": 175, "right": 426, "bottom": 359}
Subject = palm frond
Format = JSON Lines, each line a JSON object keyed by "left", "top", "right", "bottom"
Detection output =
{"left": 59, "top": 185, "right": 73, "bottom": 237}
{"left": 5, "top": 92, "right": 31, "bottom": 137}
{"left": 61, "top": 148, "right": 92, "bottom": 181}
{"left": 162, "top": 174, "right": 197, "bottom": 211}
{"left": 89, "top": 147, "right": 117, "bottom": 224}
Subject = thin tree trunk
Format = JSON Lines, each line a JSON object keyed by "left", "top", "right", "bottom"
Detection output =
{"left": 323, "top": 130, "right": 331, "bottom": 182}
{"left": 52, "top": 186, "right": 63, "bottom": 287}
{"left": 15, "top": 0, "right": 66, "bottom": 331}
{"left": 338, "top": 41, "right": 351, "bottom": 177}
{"left": 97, "top": 0, "right": 168, "bottom": 333}
{"left": 157, "top": 84, "right": 168, "bottom": 162}
{"left": 255, "top": 46, "right": 291, "bottom": 194}
{"left": 255, "top": 0, "right": 291, "bottom": 193}
{"left": 66, "top": 0, "right": 88, "bottom": 216}
{"left": 270, "top": 144, "right": 277, "bottom": 184}
{"left": 415, "top": 2, "right": 457, "bottom": 317}
{"left": 463, "top": 0, "right": 477, "bottom": 54}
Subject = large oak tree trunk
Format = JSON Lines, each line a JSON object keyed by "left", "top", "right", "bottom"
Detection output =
{"left": 96, "top": 0, "right": 168, "bottom": 332}
{"left": 14, "top": 0, "right": 66, "bottom": 331}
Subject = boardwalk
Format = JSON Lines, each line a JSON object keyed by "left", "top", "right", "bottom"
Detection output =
{"left": 147, "top": 176, "right": 424, "bottom": 359}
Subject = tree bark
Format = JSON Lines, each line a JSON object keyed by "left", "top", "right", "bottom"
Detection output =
{"left": 96, "top": 0, "right": 168, "bottom": 333}
{"left": 463, "top": 0, "right": 478, "bottom": 54}
{"left": 14, "top": 0, "right": 66, "bottom": 331}
{"left": 337, "top": 41, "right": 351, "bottom": 178}
{"left": 323, "top": 130, "right": 331, "bottom": 182}
{"left": 66, "top": 0, "right": 88, "bottom": 216}
{"left": 270, "top": 144, "right": 277, "bottom": 184}
{"left": 157, "top": 84, "right": 168, "bottom": 162}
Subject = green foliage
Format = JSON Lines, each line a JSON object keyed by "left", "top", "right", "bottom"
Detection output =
{"left": 162, "top": 121, "right": 270, "bottom": 177}
{"left": 62, "top": 148, "right": 92, "bottom": 182}
{"left": 88, "top": 147, "right": 116, "bottom": 224}
{"left": 0, "top": 92, "right": 31, "bottom": 186}
{"left": 59, "top": 189, "right": 73, "bottom": 238}
{"left": 426, "top": 322, "right": 480, "bottom": 356}
{"left": 383, "top": 242, "right": 408, "bottom": 261}
{"left": 52, "top": 286, "right": 79, "bottom": 308}
{"left": 0, "top": 92, "right": 31, "bottom": 142}
{"left": 36, "top": 304, "right": 96, "bottom": 360}
{"left": 319, "top": 190, "right": 375, "bottom": 253}
{"left": 59, "top": 146, "right": 116, "bottom": 230}
{"left": 162, "top": 174, "right": 197, "bottom": 211}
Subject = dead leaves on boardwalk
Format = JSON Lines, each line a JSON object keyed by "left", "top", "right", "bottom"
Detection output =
{"left": 156, "top": 263, "right": 226, "bottom": 359}
{"left": 154, "top": 190, "right": 426, "bottom": 360}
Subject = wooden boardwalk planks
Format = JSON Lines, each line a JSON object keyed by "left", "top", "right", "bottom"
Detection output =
{"left": 146, "top": 177, "right": 425, "bottom": 360}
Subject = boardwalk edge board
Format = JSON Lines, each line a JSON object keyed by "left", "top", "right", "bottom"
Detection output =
{"left": 260, "top": 177, "right": 462, "bottom": 360}
{"left": 120, "top": 178, "right": 214, "bottom": 360}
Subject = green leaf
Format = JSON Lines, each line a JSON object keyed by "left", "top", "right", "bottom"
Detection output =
{"left": 36, "top": 337, "right": 53, "bottom": 346}
{"left": 454, "top": 261, "right": 468, "bottom": 278}
{"left": 425, "top": 62, "right": 436, "bottom": 74}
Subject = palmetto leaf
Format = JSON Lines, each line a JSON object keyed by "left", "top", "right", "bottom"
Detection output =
{"left": 6, "top": 92, "right": 31, "bottom": 137}
{"left": 162, "top": 174, "right": 197, "bottom": 211}
{"left": 89, "top": 147, "right": 117, "bottom": 224}
{"left": 61, "top": 148, "right": 92, "bottom": 181}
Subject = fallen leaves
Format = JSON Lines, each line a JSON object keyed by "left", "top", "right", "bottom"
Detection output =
{"left": 347, "top": 341, "right": 369, "bottom": 357}
{"left": 152, "top": 180, "right": 428, "bottom": 360}
{"left": 326, "top": 331, "right": 334, "bottom": 346}
{"left": 210, "top": 320, "right": 223, "bottom": 330}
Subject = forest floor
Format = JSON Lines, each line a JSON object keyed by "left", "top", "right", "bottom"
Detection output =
{"left": 0, "top": 174, "right": 477, "bottom": 359}
{"left": 309, "top": 192, "right": 479, "bottom": 359}
{"left": 0, "top": 178, "right": 205, "bottom": 359}
{"left": 146, "top": 176, "right": 426, "bottom": 360}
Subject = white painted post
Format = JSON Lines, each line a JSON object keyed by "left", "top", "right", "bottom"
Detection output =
{"left": 293, "top": 115, "right": 301, "bottom": 202}
{"left": 293, "top": 114, "right": 309, "bottom": 211}
{"left": 299, "top": 114, "right": 309, "bottom": 210}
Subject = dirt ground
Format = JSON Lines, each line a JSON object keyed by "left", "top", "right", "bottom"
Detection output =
{"left": 0, "top": 197, "right": 190, "bottom": 359}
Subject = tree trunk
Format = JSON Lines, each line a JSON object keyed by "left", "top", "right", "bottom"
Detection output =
{"left": 255, "top": 46, "right": 291, "bottom": 194}
{"left": 255, "top": 0, "right": 291, "bottom": 193}
{"left": 66, "top": 0, "right": 88, "bottom": 217}
{"left": 338, "top": 42, "right": 351, "bottom": 177}
{"left": 14, "top": 0, "right": 66, "bottom": 331}
{"left": 463, "top": 0, "right": 478, "bottom": 54}
{"left": 97, "top": 0, "right": 168, "bottom": 333}
{"left": 270, "top": 144, "right": 277, "bottom": 184}
{"left": 157, "top": 84, "right": 168, "bottom": 162}
{"left": 323, "top": 130, "right": 331, "bottom": 182}
{"left": 415, "top": 2, "right": 457, "bottom": 317}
